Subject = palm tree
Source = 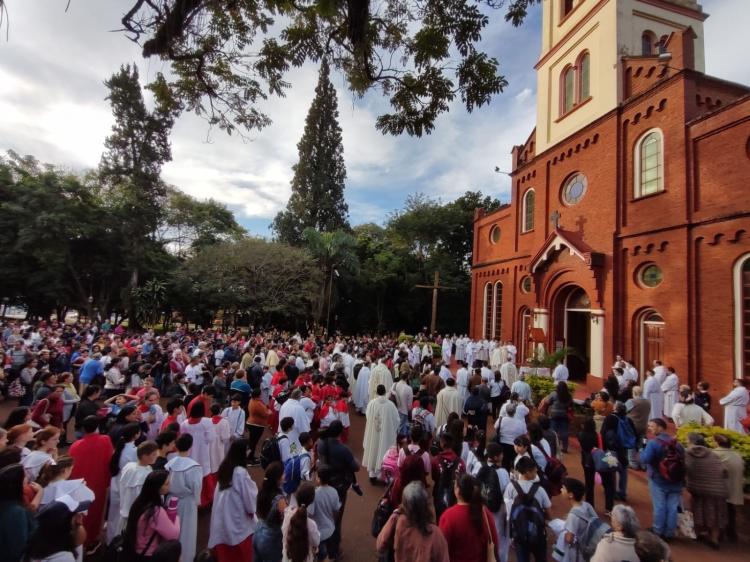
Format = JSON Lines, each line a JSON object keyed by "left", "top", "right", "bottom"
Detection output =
{"left": 302, "top": 228, "right": 359, "bottom": 332}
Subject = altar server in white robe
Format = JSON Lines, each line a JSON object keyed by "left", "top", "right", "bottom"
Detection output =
{"left": 422, "top": 341, "right": 433, "bottom": 363}
{"left": 106, "top": 425, "right": 139, "bottom": 544}
{"left": 119, "top": 441, "right": 157, "bottom": 531}
{"left": 456, "top": 361, "right": 470, "bottom": 402}
{"left": 642, "top": 369, "right": 664, "bottom": 420}
{"left": 505, "top": 341, "right": 517, "bottom": 364}
{"left": 441, "top": 336, "right": 452, "bottom": 364}
{"left": 278, "top": 388, "right": 311, "bottom": 443}
{"left": 435, "top": 378, "right": 464, "bottom": 428}
{"left": 653, "top": 360, "right": 667, "bottom": 385}
{"left": 362, "top": 385, "right": 400, "bottom": 479}
{"left": 208, "top": 440, "right": 258, "bottom": 560}
{"left": 179, "top": 402, "right": 216, "bottom": 480}
{"left": 661, "top": 367, "right": 680, "bottom": 419}
{"left": 466, "top": 340, "right": 476, "bottom": 369}
{"left": 167, "top": 433, "right": 203, "bottom": 562}
{"left": 490, "top": 343, "right": 504, "bottom": 371}
{"left": 439, "top": 363, "right": 453, "bottom": 383}
{"left": 368, "top": 360, "right": 394, "bottom": 402}
{"left": 409, "top": 343, "right": 421, "bottom": 368}
{"left": 719, "top": 379, "right": 750, "bottom": 433}
{"left": 354, "top": 360, "right": 371, "bottom": 413}
{"left": 456, "top": 336, "right": 467, "bottom": 362}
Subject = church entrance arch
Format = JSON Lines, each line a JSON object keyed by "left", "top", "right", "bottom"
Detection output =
{"left": 552, "top": 285, "right": 591, "bottom": 380}
{"left": 638, "top": 310, "right": 665, "bottom": 381}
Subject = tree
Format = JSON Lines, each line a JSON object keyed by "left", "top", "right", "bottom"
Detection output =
{"left": 160, "top": 188, "right": 246, "bottom": 257}
{"left": 302, "top": 228, "right": 359, "bottom": 329}
{"left": 99, "top": 64, "right": 181, "bottom": 326}
{"left": 105, "top": 1, "right": 539, "bottom": 136}
{"left": 273, "top": 59, "right": 349, "bottom": 245}
{"left": 171, "top": 238, "right": 321, "bottom": 327}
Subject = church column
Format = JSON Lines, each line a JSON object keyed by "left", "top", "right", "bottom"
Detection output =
{"left": 533, "top": 308, "right": 549, "bottom": 357}
{"left": 590, "top": 309, "right": 605, "bottom": 378}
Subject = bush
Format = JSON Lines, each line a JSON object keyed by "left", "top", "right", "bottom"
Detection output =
{"left": 397, "top": 333, "right": 414, "bottom": 344}
{"left": 526, "top": 375, "right": 577, "bottom": 404}
{"left": 431, "top": 343, "right": 442, "bottom": 358}
{"left": 676, "top": 423, "right": 750, "bottom": 485}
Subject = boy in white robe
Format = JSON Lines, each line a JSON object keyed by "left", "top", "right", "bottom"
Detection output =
{"left": 643, "top": 370, "right": 664, "bottom": 420}
{"left": 353, "top": 361, "right": 371, "bottom": 414}
{"left": 167, "top": 434, "right": 203, "bottom": 562}
{"left": 222, "top": 395, "right": 246, "bottom": 442}
{"left": 660, "top": 368, "right": 680, "bottom": 420}
{"left": 118, "top": 441, "right": 158, "bottom": 531}
{"left": 719, "top": 379, "right": 750, "bottom": 432}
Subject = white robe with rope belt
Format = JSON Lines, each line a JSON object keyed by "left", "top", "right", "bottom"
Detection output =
{"left": 362, "top": 395, "right": 400, "bottom": 473}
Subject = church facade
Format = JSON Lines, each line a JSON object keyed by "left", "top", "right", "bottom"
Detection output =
{"left": 469, "top": 0, "right": 750, "bottom": 400}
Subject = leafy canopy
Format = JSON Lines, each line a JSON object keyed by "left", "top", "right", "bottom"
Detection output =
{"left": 115, "top": 0, "right": 539, "bottom": 136}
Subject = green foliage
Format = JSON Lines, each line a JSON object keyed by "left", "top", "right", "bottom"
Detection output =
{"left": 398, "top": 333, "right": 415, "bottom": 344}
{"left": 676, "top": 424, "right": 750, "bottom": 484}
{"left": 527, "top": 346, "right": 582, "bottom": 368}
{"left": 131, "top": 279, "right": 167, "bottom": 326}
{"left": 113, "top": 0, "right": 539, "bottom": 136}
{"left": 526, "top": 375, "right": 577, "bottom": 404}
{"left": 273, "top": 59, "right": 349, "bottom": 245}
{"left": 171, "top": 237, "right": 321, "bottom": 327}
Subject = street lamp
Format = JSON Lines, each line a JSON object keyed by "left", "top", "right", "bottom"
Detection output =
{"left": 325, "top": 268, "right": 339, "bottom": 336}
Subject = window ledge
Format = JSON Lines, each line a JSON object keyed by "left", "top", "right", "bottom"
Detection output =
{"left": 556, "top": 95, "right": 592, "bottom": 123}
{"left": 520, "top": 228, "right": 535, "bottom": 236}
{"left": 558, "top": 1, "right": 584, "bottom": 27}
{"left": 631, "top": 188, "right": 667, "bottom": 203}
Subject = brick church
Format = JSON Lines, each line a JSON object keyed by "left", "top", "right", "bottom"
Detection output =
{"left": 469, "top": 0, "right": 750, "bottom": 400}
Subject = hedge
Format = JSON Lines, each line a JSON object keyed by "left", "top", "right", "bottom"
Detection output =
{"left": 526, "top": 375, "right": 577, "bottom": 404}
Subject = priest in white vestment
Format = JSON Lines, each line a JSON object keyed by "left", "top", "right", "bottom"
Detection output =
{"left": 500, "top": 358, "right": 519, "bottom": 388}
{"left": 653, "top": 361, "right": 667, "bottom": 385}
{"left": 167, "top": 443, "right": 203, "bottom": 562}
{"left": 490, "top": 344, "right": 504, "bottom": 371}
{"left": 505, "top": 341, "right": 517, "bottom": 364}
{"left": 456, "top": 361, "right": 470, "bottom": 402}
{"left": 278, "top": 389, "right": 311, "bottom": 442}
{"left": 456, "top": 336, "right": 467, "bottom": 362}
{"left": 719, "top": 380, "right": 750, "bottom": 433}
{"left": 422, "top": 342, "right": 433, "bottom": 363}
{"left": 369, "top": 360, "right": 394, "bottom": 402}
{"left": 354, "top": 361, "right": 371, "bottom": 412}
{"left": 362, "top": 385, "right": 400, "bottom": 479}
{"left": 442, "top": 336, "right": 453, "bottom": 364}
{"left": 435, "top": 378, "right": 464, "bottom": 428}
{"left": 661, "top": 368, "right": 680, "bottom": 419}
{"left": 643, "top": 370, "right": 664, "bottom": 420}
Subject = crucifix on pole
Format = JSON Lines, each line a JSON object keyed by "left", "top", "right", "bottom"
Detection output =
{"left": 415, "top": 271, "right": 455, "bottom": 335}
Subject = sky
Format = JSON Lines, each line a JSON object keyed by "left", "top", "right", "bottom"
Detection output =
{"left": 1, "top": 0, "right": 748, "bottom": 236}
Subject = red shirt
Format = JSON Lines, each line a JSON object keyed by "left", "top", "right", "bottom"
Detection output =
{"left": 438, "top": 504, "right": 499, "bottom": 562}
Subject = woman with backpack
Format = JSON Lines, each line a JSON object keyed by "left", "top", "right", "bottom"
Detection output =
{"left": 545, "top": 382, "right": 573, "bottom": 453}
{"left": 253, "top": 462, "right": 287, "bottom": 562}
{"left": 601, "top": 404, "right": 635, "bottom": 506}
{"left": 439, "top": 473, "right": 499, "bottom": 562}
{"left": 377, "top": 481, "right": 450, "bottom": 562}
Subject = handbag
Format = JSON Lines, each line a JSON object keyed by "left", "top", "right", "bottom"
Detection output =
{"left": 592, "top": 448, "right": 620, "bottom": 473}
{"left": 484, "top": 510, "right": 498, "bottom": 562}
{"left": 676, "top": 509, "right": 696, "bottom": 539}
{"left": 371, "top": 481, "right": 395, "bottom": 538}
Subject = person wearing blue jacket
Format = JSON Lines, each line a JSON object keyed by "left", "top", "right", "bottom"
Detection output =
{"left": 639, "top": 418, "right": 685, "bottom": 541}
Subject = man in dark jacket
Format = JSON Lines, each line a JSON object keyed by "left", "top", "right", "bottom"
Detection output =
{"left": 463, "top": 386, "right": 489, "bottom": 430}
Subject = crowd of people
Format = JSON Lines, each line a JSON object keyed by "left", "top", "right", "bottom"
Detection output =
{"left": 0, "top": 319, "right": 747, "bottom": 562}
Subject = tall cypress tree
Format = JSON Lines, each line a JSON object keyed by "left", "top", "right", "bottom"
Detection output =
{"left": 273, "top": 59, "right": 349, "bottom": 245}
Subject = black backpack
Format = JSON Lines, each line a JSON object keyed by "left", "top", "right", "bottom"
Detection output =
{"left": 433, "top": 456, "right": 461, "bottom": 519}
{"left": 476, "top": 462, "right": 503, "bottom": 513}
{"left": 510, "top": 481, "right": 546, "bottom": 546}
{"left": 259, "top": 433, "right": 288, "bottom": 469}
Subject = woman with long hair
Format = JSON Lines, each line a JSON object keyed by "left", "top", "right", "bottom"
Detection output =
{"left": 179, "top": 401, "right": 215, "bottom": 507}
{"left": 438, "top": 473, "right": 498, "bottom": 562}
{"left": 577, "top": 416, "right": 598, "bottom": 509}
{"left": 208, "top": 439, "right": 257, "bottom": 562}
{"left": 3, "top": 407, "right": 31, "bottom": 430}
{"left": 124, "top": 470, "right": 180, "bottom": 560}
{"left": 106, "top": 422, "right": 141, "bottom": 544}
{"left": 253, "top": 462, "right": 287, "bottom": 562}
{"left": 0, "top": 463, "right": 39, "bottom": 562}
{"left": 281, "top": 481, "right": 320, "bottom": 562}
{"left": 37, "top": 455, "right": 75, "bottom": 504}
{"left": 546, "top": 381, "right": 572, "bottom": 452}
{"left": 377, "top": 481, "right": 449, "bottom": 562}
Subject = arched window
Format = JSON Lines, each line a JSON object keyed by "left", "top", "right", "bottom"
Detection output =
{"left": 483, "top": 283, "right": 493, "bottom": 340}
{"left": 522, "top": 189, "right": 535, "bottom": 232}
{"left": 562, "top": 65, "right": 575, "bottom": 114}
{"left": 634, "top": 129, "right": 664, "bottom": 197}
{"left": 578, "top": 51, "right": 590, "bottom": 100}
{"left": 642, "top": 31, "right": 656, "bottom": 55}
{"left": 493, "top": 282, "right": 503, "bottom": 340}
{"left": 734, "top": 254, "right": 750, "bottom": 379}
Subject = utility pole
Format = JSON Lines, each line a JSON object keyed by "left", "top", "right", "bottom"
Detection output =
{"left": 415, "top": 271, "right": 454, "bottom": 335}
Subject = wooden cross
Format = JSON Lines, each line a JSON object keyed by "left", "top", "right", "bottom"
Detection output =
{"left": 415, "top": 271, "right": 455, "bottom": 335}
{"left": 550, "top": 210, "right": 561, "bottom": 229}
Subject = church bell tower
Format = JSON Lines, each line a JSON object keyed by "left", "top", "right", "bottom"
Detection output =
{"left": 534, "top": 0, "right": 706, "bottom": 153}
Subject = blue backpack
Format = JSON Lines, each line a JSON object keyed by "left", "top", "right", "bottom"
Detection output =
{"left": 617, "top": 416, "right": 636, "bottom": 449}
{"left": 283, "top": 452, "right": 310, "bottom": 494}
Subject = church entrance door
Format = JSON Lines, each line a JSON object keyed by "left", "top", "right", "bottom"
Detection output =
{"left": 553, "top": 286, "right": 591, "bottom": 380}
{"left": 639, "top": 311, "right": 665, "bottom": 381}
